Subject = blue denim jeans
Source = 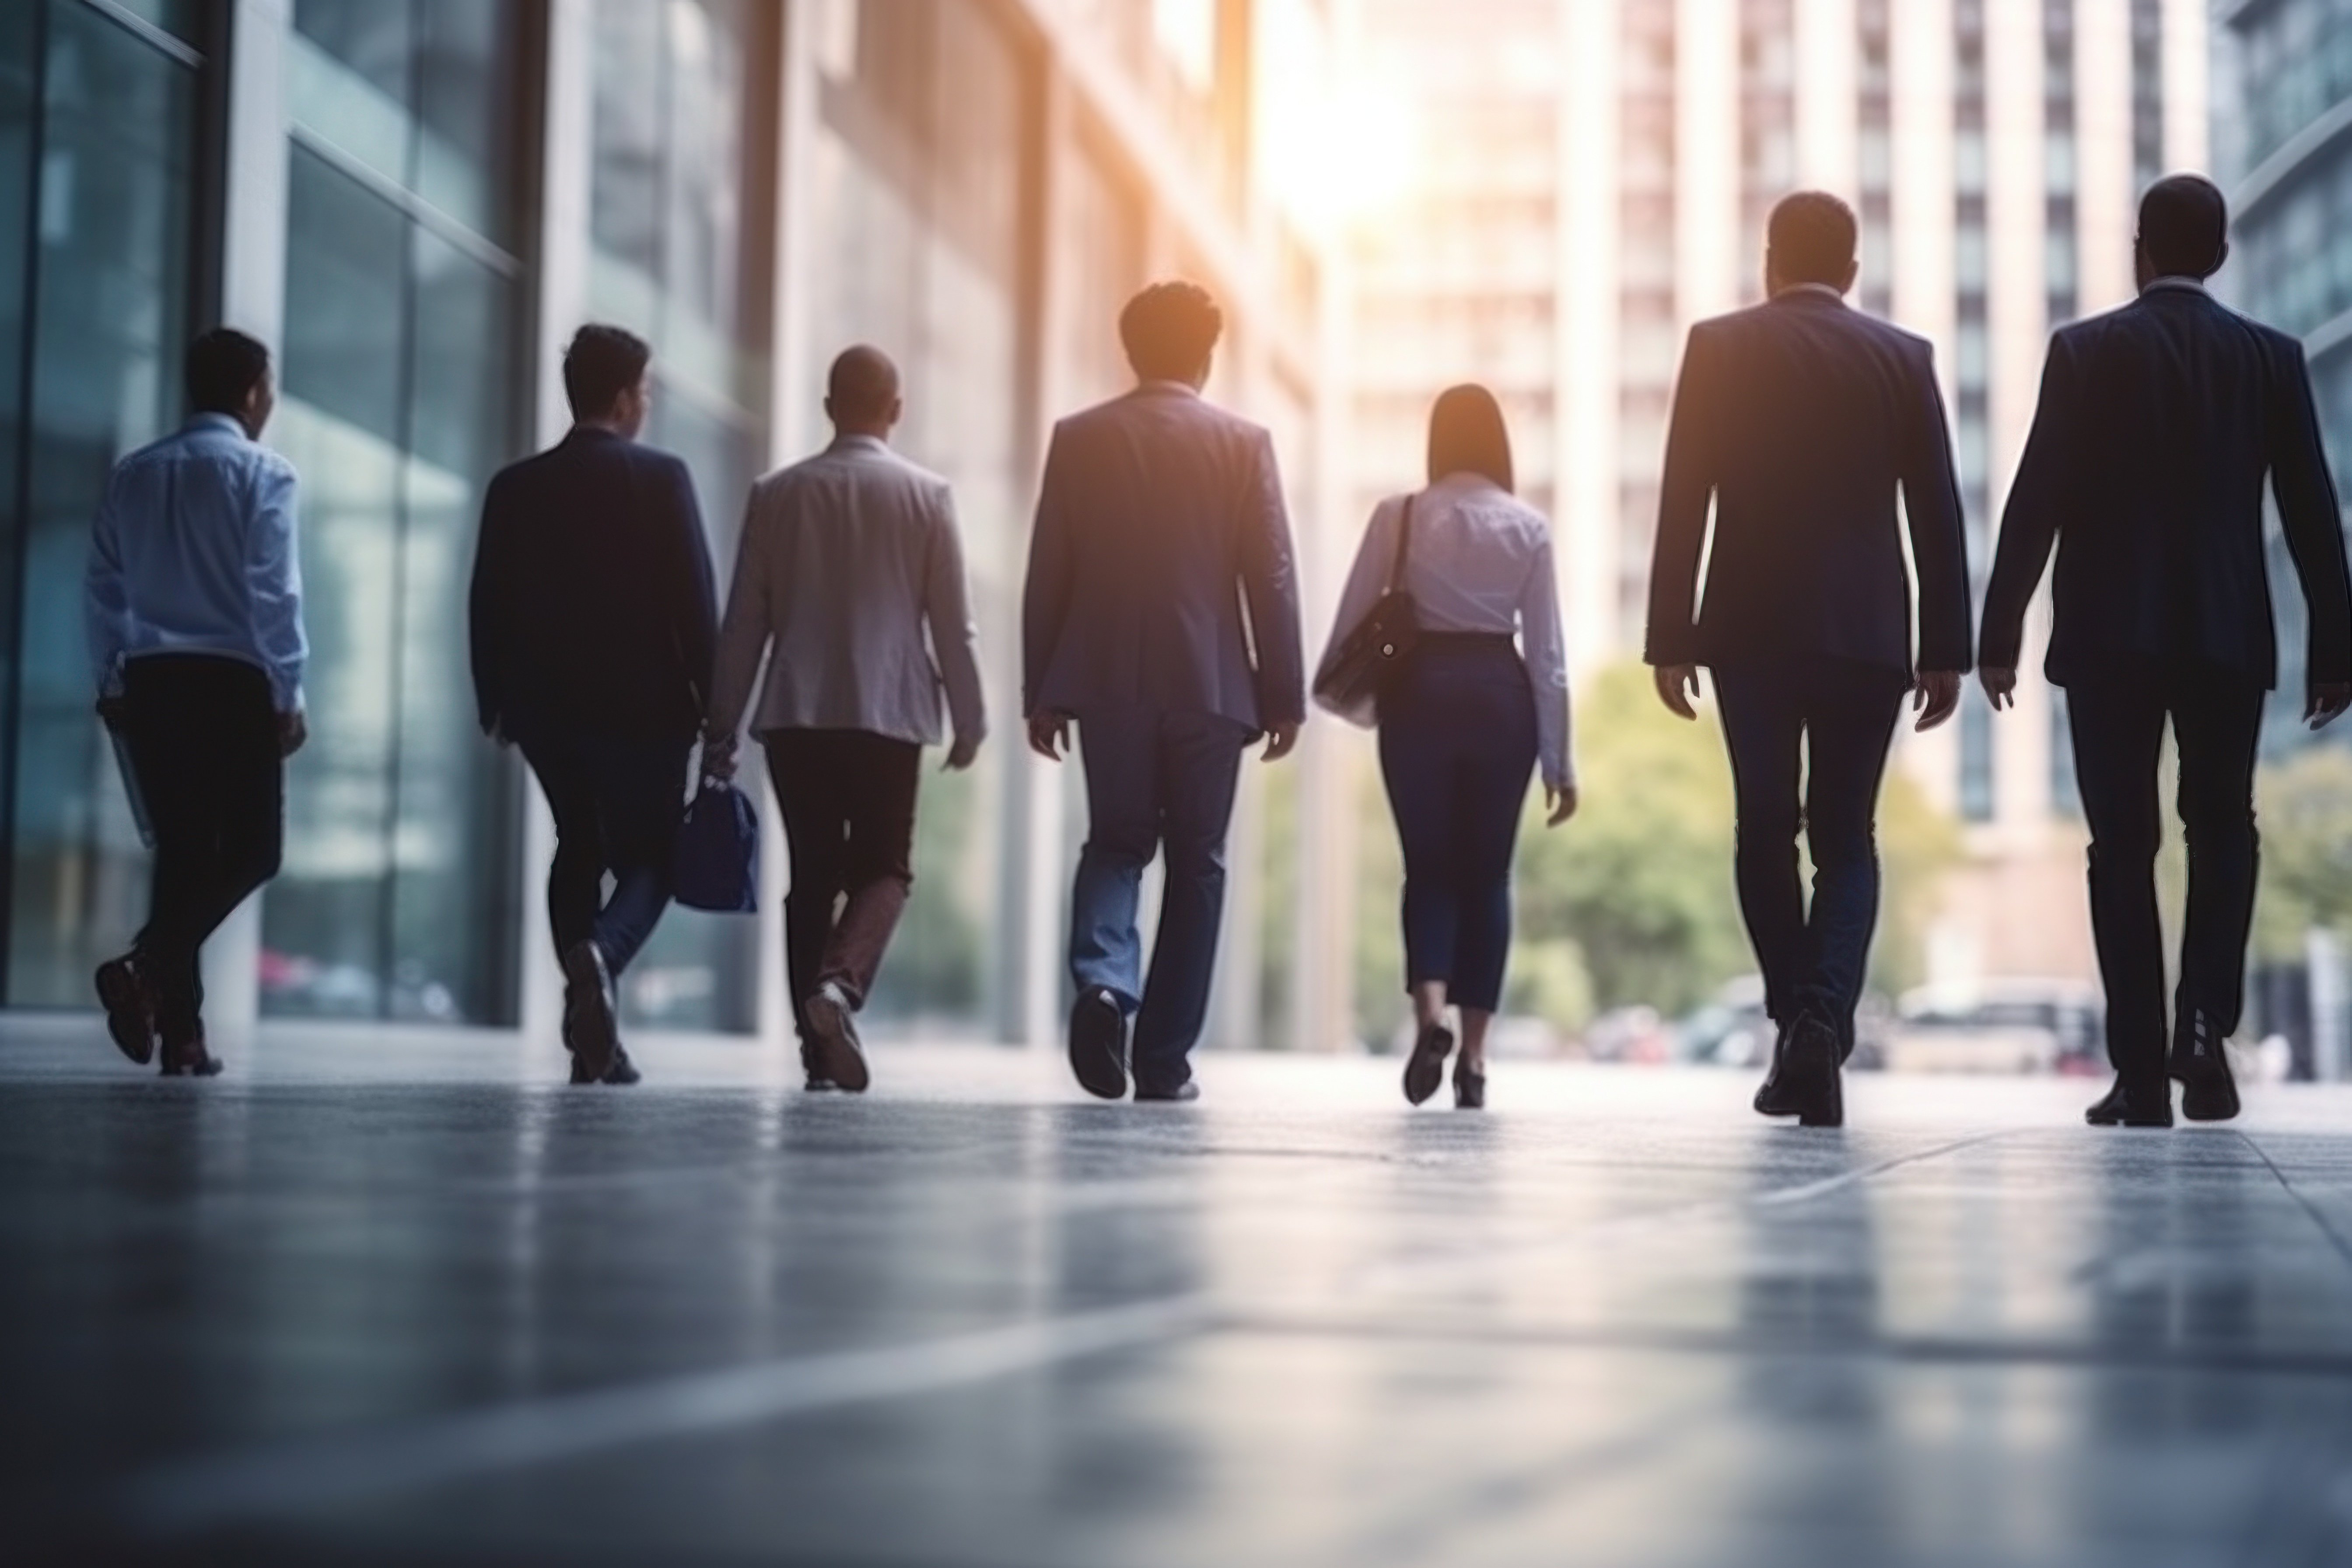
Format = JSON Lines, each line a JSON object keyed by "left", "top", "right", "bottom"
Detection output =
{"left": 1710, "top": 654, "right": 1907, "bottom": 1041}
{"left": 520, "top": 730, "right": 691, "bottom": 978}
{"left": 1068, "top": 705, "right": 1250, "bottom": 1092}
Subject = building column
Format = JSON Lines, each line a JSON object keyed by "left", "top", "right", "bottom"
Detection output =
{"left": 1795, "top": 0, "right": 1860, "bottom": 196}
{"left": 1558, "top": 0, "right": 1619, "bottom": 664}
{"left": 1676, "top": 0, "right": 1740, "bottom": 327}
{"left": 2076, "top": 0, "right": 2135, "bottom": 313}
{"left": 205, "top": 0, "right": 293, "bottom": 1045}
{"left": 2161, "top": 0, "right": 2207, "bottom": 174}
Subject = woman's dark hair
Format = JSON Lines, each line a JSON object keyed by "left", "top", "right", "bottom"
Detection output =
{"left": 185, "top": 328, "right": 271, "bottom": 415}
{"left": 1426, "top": 384, "right": 1514, "bottom": 493}
{"left": 563, "top": 323, "right": 651, "bottom": 420}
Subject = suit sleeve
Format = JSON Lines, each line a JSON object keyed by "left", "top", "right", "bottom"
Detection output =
{"left": 665, "top": 458, "right": 721, "bottom": 725}
{"left": 2268, "top": 335, "right": 2352, "bottom": 688}
{"left": 706, "top": 484, "right": 773, "bottom": 742}
{"left": 1979, "top": 336, "right": 2075, "bottom": 673}
{"left": 1901, "top": 340, "right": 1973, "bottom": 672}
{"left": 1237, "top": 428, "right": 1306, "bottom": 728}
{"left": 1021, "top": 427, "right": 1074, "bottom": 718}
{"left": 1645, "top": 324, "right": 1717, "bottom": 666}
{"left": 925, "top": 482, "right": 989, "bottom": 745}
{"left": 468, "top": 475, "right": 513, "bottom": 737}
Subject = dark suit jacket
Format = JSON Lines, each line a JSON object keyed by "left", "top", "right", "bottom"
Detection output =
{"left": 1022, "top": 382, "right": 1305, "bottom": 730}
{"left": 1981, "top": 283, "right": 2352, "bottom": 690}
{"left": 1645, "top": 289, "right": 1973, "bottom": 675}
{"left": 469, "top": 427, "right": 720, "bottom": 744}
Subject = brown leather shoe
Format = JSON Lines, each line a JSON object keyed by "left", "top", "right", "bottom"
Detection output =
{"left": 158, "top": 1029, "right": 223, "bottom": 1078}
{"left": 1403, "top": 1022, "right": 1453, "bottom": 1106}
{"left": 560, "top": 940, "right": 618, "bottom": 1083}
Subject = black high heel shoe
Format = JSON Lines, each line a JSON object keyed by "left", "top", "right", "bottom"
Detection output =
{"left": 1403, "top": 1022, "right": 1453, "bottom": 1105}
{"left": 1452, "top": 1057, "right": 1485, "bottom": 1110}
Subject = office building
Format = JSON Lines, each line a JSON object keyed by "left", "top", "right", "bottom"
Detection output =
{"left": 0, "top": 0, "right": 1347, "bottom": 1052}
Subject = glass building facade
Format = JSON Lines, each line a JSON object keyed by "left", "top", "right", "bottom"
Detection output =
{"left": 0, "top": 0, "right": 1341, "bottom": 1051}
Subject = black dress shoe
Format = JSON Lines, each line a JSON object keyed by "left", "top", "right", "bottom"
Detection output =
{"left": 1134, "top": 1081, "right": 1199, "bottom": 1103}
{"left": 560, "top": 940, "right": 618, "bottom": 1082}
{"left": 2086, "top": 1078, "right": 2173, "bottom": 1127}
{"left": 1452, "top": 1058, "right": 1485, "bottom": 1110}
{"left": 1068, "top": 987, "right": 1129, "bottom": 1100}
{"left": 1770, "top": 1011, "right": 1843, "bottom": 1128}
{"left": 1403, "top": 1022, "right": 1453, "bottom": 1106}
{"left": 94, "top": 953, "right": 156, "bottom": 1067}
{"left": 2170, "top": 1007, "right": 2240, "bottom": 1122}
{"left": 1752, "top": 1021, "right": 1798, "bottom": 1116}
{"left": 158, "top": 1031, "right": 223, "bottom": 1078}
{"left": 806, "top": 982, "right": 871, "bottom": 1093}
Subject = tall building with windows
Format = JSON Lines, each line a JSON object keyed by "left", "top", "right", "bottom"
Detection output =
{"left": 2216, "top": 0, "right": 2352, "bottom": 758}
{"left": 0, "top": 0, "right": 1347, "bottom": 1053}
{"left": 1347, "top": 0, "right": 2207, "bottom": 993}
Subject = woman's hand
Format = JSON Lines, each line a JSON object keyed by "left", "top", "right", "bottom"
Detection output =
{"left": 1545, "top": 784, "right": 1578, "bottom": 827}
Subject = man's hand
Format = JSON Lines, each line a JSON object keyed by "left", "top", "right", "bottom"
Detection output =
{"left": 277, "top": 710, "right": 308, "bottom": 759}
{"left": 1912, "top": 670, "right": 1963, "bottom": 732}
{"left": 1260, "top": 721, "right": 1300, "bottom": 763}
{"left": 96, "top": 695, "right": 128, "bottom": 733}
{"left": 944, "top": 733, "right": 981, "bottom": 771}
{"left": 1654, "top": 663, "right": 1701, "bottom": 720}
{"left": 1545, "top": 784, "right": 1578, "bottom": 827}
{"left": 2308, "top": 682, "right": 2352, "bottom": 731}
{"left": 702, "top": 730, "right": 738, "bottom": 781}
{"left": 1028, "top": 711, "right": 1071, "bottom": 761}
{"left": 1979, "top": 665, "right": 2017, "bottom": 712}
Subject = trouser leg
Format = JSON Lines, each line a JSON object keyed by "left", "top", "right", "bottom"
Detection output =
{"left": 1070, "top": 707, "right": 1158, "bottom": 1009}
{"left": 1132, "top": 711, "right": 1248, "bottom": 1089}
{"left": 1380, "top": 704, "right": 1463, "bottom": 994}
{"left": 1712, "top": 662, "right": 1808, "bottom": 1030}
{"left": 822, "top": 733, "right": 921, "bottom": 1008}
{"left": 590, "top": 739, "right": 690, "bottom": 979}
{"left": 2067, "top": 676, "right": 2170, "bottom": 1088}
{"left": 2171, "top": 669, "right": 2265, "bottom": 1038}
{"left": 766, "top": 732, "right": 842, "bottom": 1046}
{"left": 1794, "top": 665, "right": 1904, "bottom": 1032}
{"left": 1449, "top": 691, "right": 1537, "bottom": 1015}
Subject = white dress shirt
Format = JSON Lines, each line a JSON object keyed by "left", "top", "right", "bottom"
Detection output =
{"left": 86, "top": 413, "right": 307, "bottom": 710}
{"left": 1319, "top": 470, "right": 1575, "bottom": 789}
{"left": 709, "top": 435, "right": 986, "bottom": 749}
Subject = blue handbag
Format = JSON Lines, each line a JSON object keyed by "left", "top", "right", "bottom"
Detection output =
{"left": 673, "top": 776, "right": 760, "bottom": 913}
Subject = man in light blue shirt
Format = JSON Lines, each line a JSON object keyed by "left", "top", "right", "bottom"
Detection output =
{"left": 86, "top": 327, "right": 308, "bottom": 1077}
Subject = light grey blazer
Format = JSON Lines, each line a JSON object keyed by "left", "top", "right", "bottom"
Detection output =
{"left": 708, "top": 435, "right": 985, "bottom": 748}
{"left": 1021, "top": 382, "right": 1305, "bottom": 730}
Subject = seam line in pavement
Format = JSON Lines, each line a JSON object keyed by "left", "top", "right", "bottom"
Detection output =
{"left": 2238, "top": 1130, "right": 2352, "bottom": 1274}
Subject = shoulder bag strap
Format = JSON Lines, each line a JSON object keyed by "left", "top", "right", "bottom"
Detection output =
{"left": 1384, "top": 491, "right": 1417, "bottom": 593}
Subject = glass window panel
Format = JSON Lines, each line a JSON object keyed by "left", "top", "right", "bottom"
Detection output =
{"left": 288, "top": 0, "right": 415, "bottom": 192}
{"left": 412, "top": 0, "right": 524, "bottom": 245}
{"left": 5, "top": 3, "right": 196, "bottom": 1004}
{"left": 266, "top": 148, "right": 406, "bottom": 1018}
{"left": 110, "top": 0, "right": 208, "bottom": 46}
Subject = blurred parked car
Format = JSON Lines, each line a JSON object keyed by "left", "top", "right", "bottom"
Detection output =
{"left": 1581, "top": 1005, "right": 1677, "bottom": 1064}
{"left": 1676, "top": 977, "right": 1889, "bottom": 1071}
{"left": 1886, "top": 980, "right": 2103, "bottom": 1074}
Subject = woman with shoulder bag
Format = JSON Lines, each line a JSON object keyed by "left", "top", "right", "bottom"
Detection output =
{"left": 1313, "top": 385, "right": 1576, "bottom": 1108}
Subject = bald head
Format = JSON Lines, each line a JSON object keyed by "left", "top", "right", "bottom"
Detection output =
{"left": 826, "top": 345, "right": 901, "bottom": 437}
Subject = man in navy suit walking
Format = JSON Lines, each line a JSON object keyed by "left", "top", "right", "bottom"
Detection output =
{"left": 1022, "top": 283, "right": 1306, "bottom": 1102}
{"left": 1981, "top": 175, "right": 2352, "bottom": 1128}
{"left": 1646, "top": 192, "right": 1973, "bottom": 1129}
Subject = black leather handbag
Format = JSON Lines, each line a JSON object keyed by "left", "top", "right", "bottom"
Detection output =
{"left": 1312, "top": 492, "right": 1421, "bottom": 727}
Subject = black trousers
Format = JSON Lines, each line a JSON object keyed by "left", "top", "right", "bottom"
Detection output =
{"left": 1378, "top": 636, "right": 1537, "bottom": 1013}
{"left": 122, "top": 655, "right": 284, "bottom": 1043}
{"left": 764, "top": 729, "right": 921, "bottom": 1047}
{"left": 519, "top": 729, "right": 691, "bottom": 979}
{"left": 1710, "top": 654, "right": 1908, "bottom": 1042}
{"left": 2066, "top": 661, "right": 2265, "bottom": 1089}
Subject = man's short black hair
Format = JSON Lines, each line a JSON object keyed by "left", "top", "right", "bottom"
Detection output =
{"left": 185, "top": 328, "right": 271, "bottom": 416}
{"left": 1119, "top": 281, "right": 1223, "bottom": 382}
{"left": 1766, "top": 191, "right": 1859, "bottom": 287}
{"left": 827, "top": 343, "right": 900, "bottom": 424}
{"left": 563, "top": 324, "right": 652, "bottom": 421}
{"left": 2139, "top": 174, "right": 2229, "bottom": 280}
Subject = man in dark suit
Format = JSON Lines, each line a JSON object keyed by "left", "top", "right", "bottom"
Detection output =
{"left": 1647, "top": 191, "right": 1973, "bottom": 1128}
{"left": 1981, "top": 175, "right": 2352, "bottom": 1128}
{"left": 470, "top": 324, "right": 719, "bottom": 1087}
{"left": 1023, "top": 281, "right": 1306, "bottom": 1103}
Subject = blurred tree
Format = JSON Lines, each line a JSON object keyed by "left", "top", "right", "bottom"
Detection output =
{"left": 1870, "top": 769, "right": 1965, "bottom": 997}
{"left": 2252, "top": 745, "right": 2352, "bottom": 962}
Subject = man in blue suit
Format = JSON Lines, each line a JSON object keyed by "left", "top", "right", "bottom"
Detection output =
{"left": 470, "top": 325, "right": 719, "bottom": 1088}
{"left": 1981, "top": 175, "right": 2352, "bottom": 1128}
{"left": 1646, "top": 192, "right": 1973, "bottom": 1129}
{"left": 1023, "top": 282, "right": 1306, "bottom": 1102}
